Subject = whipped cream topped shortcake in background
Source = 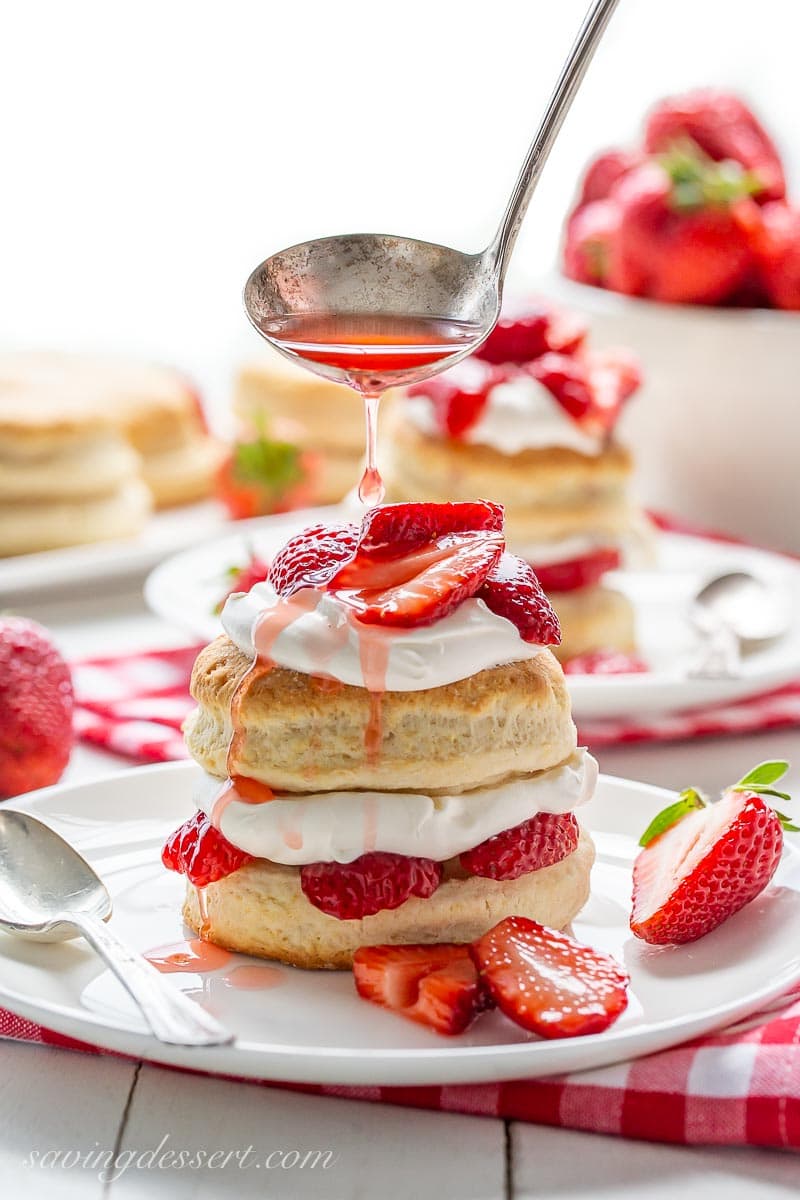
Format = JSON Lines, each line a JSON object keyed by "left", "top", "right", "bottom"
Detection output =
{"left": 380, "top": 301, "right": 654, "bottom": 666}
{"left": 162, "top": 500, "right": 598, "bottom": 969}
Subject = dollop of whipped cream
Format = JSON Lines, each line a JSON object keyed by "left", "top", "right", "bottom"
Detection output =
{"left": 407, "top": 373, "right": 604, "bottom": 456}
{"left": 222, "top": 584, "right": 545, "bottom": 692}
{"left": 196, "top": 749, "right": 597, "bottom": 865}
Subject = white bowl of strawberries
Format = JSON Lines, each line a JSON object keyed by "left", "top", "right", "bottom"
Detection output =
{"left": 553, "top": 89, "right": 800, "bottom": 552}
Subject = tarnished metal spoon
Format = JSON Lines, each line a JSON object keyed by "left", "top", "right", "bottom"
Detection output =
{"left": 689, "top": 571, "right": 791, "bottom": 678}
{"left": 0, "top": 809, "right": 233, "bottom": 1046}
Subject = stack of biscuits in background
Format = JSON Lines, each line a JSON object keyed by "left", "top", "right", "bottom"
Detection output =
{"left": 234, "top": 355, "right": 366, "bottom": 506}
{"left": 0, "top": 353, "right": 222, "bottom": 556}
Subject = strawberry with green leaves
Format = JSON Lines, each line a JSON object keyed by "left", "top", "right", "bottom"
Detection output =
{"left": 215, "top": 433, "right": 318, "bottom": 520}
{"left": 631, "top": 760, "right": 796, "bottom": 946}
{"left": 607, "top": 148, "right": 762, "bottom": 305}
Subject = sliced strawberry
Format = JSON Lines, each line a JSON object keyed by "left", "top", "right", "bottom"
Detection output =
{"left": 527, "top": 353, "right": 593, "bottom": 423}
{"left": 631, "top": 762, "right": 795, "bottom": 945}
{"left": 268, "top": 522, "right": 359, "bottom": 597}
{"left": 644, "top": 89, "right": 785, "bottom": 202}
{"left": 215, "top": 556, "right": 270, "bottom": 614}
{"left": 407, "top": 358, "right": 498, "bottom": 438}
{"left": 477, "top": 552, "right": 561, "bottom": 644}
{"left": 564, "top": 650, "right": 648, "bottom": 675}
{"left": 162, "top": 811, "right": 253, "bottom": 888}
{"left": 577, "top": 148, "right": 643, "bottom": 206}
{"left": 530, "top": 547, "right": 621, "bottom": 594}
{"left": 460, "top": 812, "right": 579, "bottom": 880}
{"left": 355, "top": 499, "right": 504, "bottom": 559}
{"left": 471, "top": 917, "right": 629, "bottom": 1039}
{"left": 300, "top": 851, "right": 442, "bottom": 920}
{"left": 345, "top": 532, "right": 503, "bottom": 629}
{"left": 475, "top": 300, "right": 587, "bottom": 365}
{"left": 586, "top": 349, "right": 641, "bottom": 428}
{"left": 353, "top": 944, "right": 491, "bottom": 1035}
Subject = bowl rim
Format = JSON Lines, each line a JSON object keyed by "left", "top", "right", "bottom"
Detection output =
{"left": 543, "top": 269, "right": 800, "bottom": 328}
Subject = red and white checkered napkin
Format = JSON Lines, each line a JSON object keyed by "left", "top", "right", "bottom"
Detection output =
{"left": 2, "top": 986, "right": 799, "bottom": 1149}
{"left": 70, "top": 642, "right": 800, "bottom": 762}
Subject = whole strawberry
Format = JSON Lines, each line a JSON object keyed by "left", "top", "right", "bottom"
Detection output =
{"left": 752, "top": 201, "right": 800, "bottom": 310}
{"left": 215, "top": 433, "right": 318, "bottom": 520}
{"left": 0, "top": 617, "right": 74, "bottom": 796}
{"left": 631, "top": 760, "right": 796, "bottom": 945}
{"left": 644, "top": 89, "right": 786, "bottom": 203}
{"left": 607, "top": 156, "right": 759, "bottom": 305}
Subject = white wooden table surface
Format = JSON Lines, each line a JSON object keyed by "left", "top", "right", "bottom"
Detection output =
{"left": 1, "top": 579, "right": 798, "bottom": 1199}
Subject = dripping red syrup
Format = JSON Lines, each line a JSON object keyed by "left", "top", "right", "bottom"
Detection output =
{"left": 261, "top": 312, "right": 481, "bottom": 504}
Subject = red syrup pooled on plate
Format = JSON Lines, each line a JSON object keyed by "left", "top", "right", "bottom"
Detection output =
{"left": 223, "top": 964, "right": 285, "bottom": 991}
{"left": 262, "top": 311, "right": 481, "bottom": 504}
{"left": 146, "top": 939, "right": 232, "bottom": 973}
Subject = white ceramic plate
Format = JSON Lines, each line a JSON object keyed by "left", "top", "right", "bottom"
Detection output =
{"left": 144, "top": 512, "right": 800, "bottom": 719}
{"left": 1, "top": 762, "right": 798, "bottom": 1086}
{"left": 0, "top": 502, "right": 239, "bottom": 599}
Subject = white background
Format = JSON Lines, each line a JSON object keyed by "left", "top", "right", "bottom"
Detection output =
{"left": 2, "top": 0, "right": 797, "bottom": 385}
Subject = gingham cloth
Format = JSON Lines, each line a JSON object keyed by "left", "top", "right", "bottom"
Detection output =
{"left": 2, "top": 987, "right": 799, "bottom": 1149}
{"left": 69, "top": 643, "right": 800, "bottom": 759}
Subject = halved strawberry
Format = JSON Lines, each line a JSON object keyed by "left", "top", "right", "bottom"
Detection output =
{"left": 474, "top": 300, "right": 587, "bottom": 365}
{"left": 344, "top": 531, "right": 504, "bottom": 628}
{"left": 631, "top": 761, "right": 796, "bottom": 945}
{"left": 300, "top": 852, "right": 442, "bottom": 920}
{"left": 356, "top": 500, "right": 504, "bottom": 558}
{"left": 162, "top": 811, "right": 253, "bottom": 888}
{"left": 471, "top": 917, "right": 629, "bottom": 1039}
{"left": 460, "top": 812, "right": 579, "bottom": 880}
{"left": 268, "top": 522, "right": 359, "bottom": 597}
{"left": 530, "top": 547, "right": 621, "bottom": 594}
{"left": 477, "top": 552, "right": 561, "bottom": 644}
{"left": 353, "top": 944, "right": 492, "bottom": 1035}
{"left": 407, "top": 358, "right": 499, "bottom": 438}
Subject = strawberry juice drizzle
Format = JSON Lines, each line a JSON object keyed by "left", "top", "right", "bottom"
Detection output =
{"left": 262, "top": 312, "right": 481, "bottom": 507}
{"left": 223, "top": 964, "right": 285, "bottom": 990}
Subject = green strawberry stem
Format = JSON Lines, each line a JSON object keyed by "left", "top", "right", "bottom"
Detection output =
{"left": 658, "top": 138, "right": 762, "bottom": 212}
{"left": 638, "top": 761, "right": 793, "bottom": 847}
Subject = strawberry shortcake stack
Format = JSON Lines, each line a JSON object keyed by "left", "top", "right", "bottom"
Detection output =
{"left": 162, "top": 501, "right": 597, "bottom": 968}
{"left": 381, "top": 301, "right": 652, "bottom": 663}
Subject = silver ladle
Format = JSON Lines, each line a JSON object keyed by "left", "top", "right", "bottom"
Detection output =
{"left": 0, "top": 809, "right": 233, "bottom": 1046}
{"left": 243, "top": 0, "right": 620, "bottom": 497}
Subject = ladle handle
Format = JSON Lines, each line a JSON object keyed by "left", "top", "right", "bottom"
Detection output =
{"left": 67, "top": 910, "right": 234, "bottom": 1046}
{"left": 489, "top": 0, "right": 621, "bottom": 284}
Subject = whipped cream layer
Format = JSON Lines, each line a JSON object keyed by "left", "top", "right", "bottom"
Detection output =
{"left": 406, "top": 373, "right": 604, "bottom": 457}
{"left": 196, "top": 749, "right": 597, "bottom": 865}
{"left": 222, "top": 585, "right": 545, "bottom": 692}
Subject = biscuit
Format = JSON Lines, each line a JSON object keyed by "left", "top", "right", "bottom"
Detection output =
{"left": 184, "top": 636, "right": 577, "bottom": 794}
{"left": 0, "top": 478, "right": 152, "bottom": 556}
{"left": 182, "top": 826, "right": 595, "bottom": 968}
{"left": 550, "top": 586, "right": 636, "bottom": 662}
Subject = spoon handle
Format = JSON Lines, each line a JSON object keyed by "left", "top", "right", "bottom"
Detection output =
{"left": 489, "top": 0, "right": 620, "bottom": 283}
{"left": 67, "top": 911, "right": 234, "bottom": 1046}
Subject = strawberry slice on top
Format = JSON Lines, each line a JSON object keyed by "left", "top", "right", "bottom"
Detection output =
{"left": 631, "top": 761, "right": 796, "bottom": 945}
{"left": 406, "top": 357, "right": 500, "bottom": 439}
{"left": 528, "top": 350, "right": 640, "bottom": 436}
{"left": 474, "top": 299, "right": 587, "bottom": 364}
{"left": 264, "top": 501, "right": 561, "bottom": 640}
